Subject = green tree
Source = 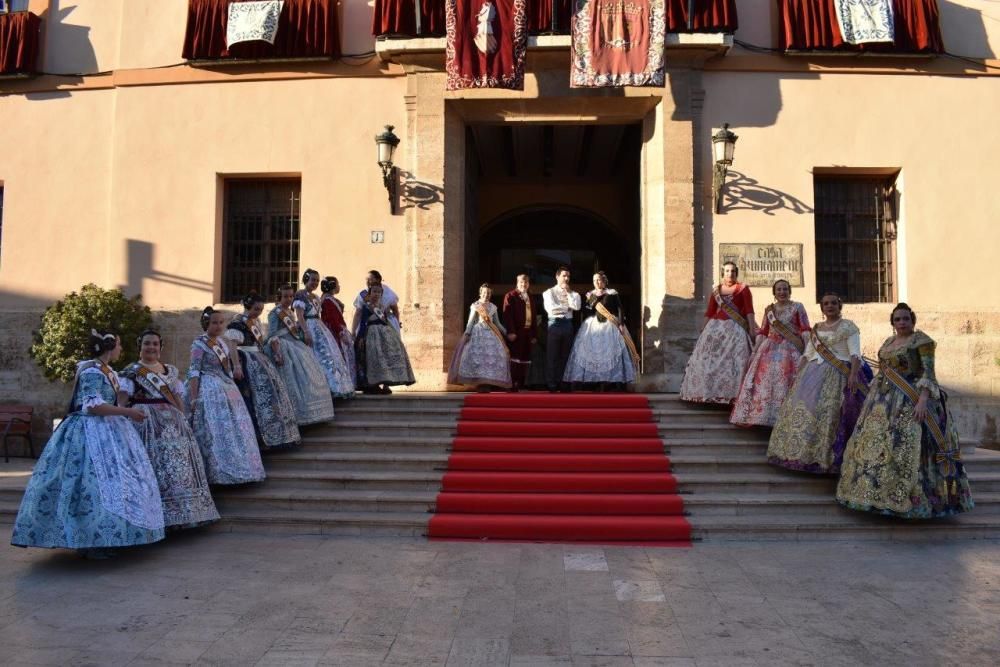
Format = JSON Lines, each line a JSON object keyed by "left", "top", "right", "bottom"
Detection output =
{"left": 30, "top": 284, "right": 154, "bottom": 383}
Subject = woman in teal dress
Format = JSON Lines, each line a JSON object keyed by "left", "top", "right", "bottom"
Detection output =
{"left": 837, "top": 303, "right": 973, "bottom": 518}
{"left": 11, "top": 330, "right": 165, "bottom": 554}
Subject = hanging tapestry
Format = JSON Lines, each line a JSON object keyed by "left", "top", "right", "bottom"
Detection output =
{"left": 446, "top": 0, "right": 528, "bottom": 91}
{"left": 834, "top": 0, "right": 894, "bottom": 45}
{"left": 571, "top": 0, "right": 665, "bottom": 88}
{"left": 226, "top": 0, "right": 285, "bottom": 48}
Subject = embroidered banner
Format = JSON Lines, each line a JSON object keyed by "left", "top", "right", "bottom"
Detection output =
{"left": 834, "top": 0, "right": 893, "bottom": 44}
{"left": 226, "top": 0, "right": 285, "bottom": 48}
{"left": 446, "top": 0, "right": 528, "bottom": 90}
{"left": 571, "top": 0, "right": 665, "bottom": 88}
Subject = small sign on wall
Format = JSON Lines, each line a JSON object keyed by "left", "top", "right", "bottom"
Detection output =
{"left": 720, "top": 243, "right": 803, "bottom": 287}
{"left": 370, "top": 231, "right": 385, "bottom": 244}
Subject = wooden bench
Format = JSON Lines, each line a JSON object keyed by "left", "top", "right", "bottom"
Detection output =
{"left": 0, "top": 405, "right": 35, "bottom": 463}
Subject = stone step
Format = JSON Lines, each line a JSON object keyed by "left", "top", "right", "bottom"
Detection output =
{"left": 690, "top": 513, "right": 1000, "bottom": 542}
{"left": 260, "top": 470, "right": 444, "bottom": 491}
{"left": 209, "top": 509, "right": 429, "bottom": 537}
{"left": 213, "top": 488, "right": 437, "bottom": 514}
{"left": 297, "top": 436, "right": 454, "bottom": 453}
{"left": 333, "top": 405, "right": 735, "bottom": 425}
{"left": 684, "top": 492, "right": 1000, "bottom": 517}
{"left": 263, "top": 451, "right": 449, "bottom": 472}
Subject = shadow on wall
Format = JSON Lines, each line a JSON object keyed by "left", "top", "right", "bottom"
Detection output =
{"left": 42, "top": 2, "right": 99, "bottom": 76}
{"left": 120, "top": 239, "right": 214, "bottom": 300}
{"left": 398, "top": 170, "right": 444, "bottom": 213}
{"left": 720, "top": 170, "right": 814, "bottom": 216}
{"left": 940, "top": 0, "right": 997, "bottom": 59}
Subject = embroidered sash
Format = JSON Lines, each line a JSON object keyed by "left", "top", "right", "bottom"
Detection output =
{"left": 133, "top": 365, "right": 181, "bottom": 410}
{"left": 879, "top": 364, "right": 950, "bottom": 452}
{"left": 79, "top": 360, "right": 121, "bottom": 396}
{"left": 475, "top": 302, "right": 510, "bottom": 354}
{"left": 766, "top": 305, "right": 805, "bottom": 354}
{"left": 594, "top": 301, "right": 641, "bottom": 371}
{"left": 197, "top": 337, "right": 231, "bottom": 376}
{"left": 246, "top": 318, "right": 265, "bottom": 348}
{"left": 811, "top": 326, "right": 868, "bottom": 397}
{"left": 276, "top": 306, "right": 298, "bottom": 334}
{"left": 713, "top": 288, "right": 750, "bottom": 337}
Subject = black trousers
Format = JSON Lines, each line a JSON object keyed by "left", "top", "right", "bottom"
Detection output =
{"left": 546, "top": 319, "right": 575, "bottom": 390}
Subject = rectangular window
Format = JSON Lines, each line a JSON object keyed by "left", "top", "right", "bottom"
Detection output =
{"left": 222, "top": 179, "right": 301, "bottom": 303}
{"left": 814, "top": 174, "right": 898, "bottom": 303}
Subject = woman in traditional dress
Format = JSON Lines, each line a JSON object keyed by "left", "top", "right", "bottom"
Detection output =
{"left": 353, "top": 269, "right": 401, "bottom": 333}
{"left": 267, "top": 285, "right": 336, "bottom": 425}
{"left": 767, "top": 293, "right": 872, "bottom": 474}
{"left": 837, "top": 303, "right": 973, "bottom": 518}
{"left": 320, "top": 276, "right": 356, "bottom": 380}
{"left": 120, "top": 330, "right": 219, "bottom": 529}
{"left": 730, "top": 280, "right": 810, "bottom": 427}
{"left": 563, "top": 272, "right": 638, "bottom": 389}
{"left": 297, "top": 269, "right": 355, "bottom": 398}
{"left": 225, "top": 292, "right": 300, "bottom": 450}
{"left": 187, "top": 307, "right": 266, "bottom": 485}
{"left": 680, "top": 262, "right": 757, "bottom": 404}
{"left": 448, "top": 284, "right": 512, "bottom": 391}
{"left": 352, "top": 283, "right": 416, "bottom": 394}
{"left": 11, "top": 330, "right": 164, "bottom": 555}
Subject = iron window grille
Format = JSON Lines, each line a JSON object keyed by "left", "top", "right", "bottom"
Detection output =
{"left": 814, "top": 175, "right": 898, "bottom": 304}
{"left": 222, "top": 179, "right": 301, "bottom": 303}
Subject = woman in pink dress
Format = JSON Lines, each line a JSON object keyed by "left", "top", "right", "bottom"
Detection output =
{"left": 730, "top": 280, "right": 810, "bottom": 427}
{"left": 680, "top": 262, "right": 757, "bottom": 404}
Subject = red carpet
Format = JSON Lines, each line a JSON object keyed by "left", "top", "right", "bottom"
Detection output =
{"left": 428, "top": 394, "right": 691, "bottom": 546}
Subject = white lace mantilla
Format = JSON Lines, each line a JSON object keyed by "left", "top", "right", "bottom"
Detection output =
{"left": 835, "top": 0, "right": 894, "bottom": 45}
{"left": 226, "top": 0, "right": 284, "bottom": 48}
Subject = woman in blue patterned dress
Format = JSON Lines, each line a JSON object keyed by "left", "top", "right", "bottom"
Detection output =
{"left": 187, "top": 308, "right": 266, "bottom": 485}
{"left": 448, "top": 284, "right": 512, "bottom": 391}
{"left": 11, "top": 330, "right": 165, "bottom": 554}
{"left": 225, "top": 292, "right": 300, "bottom": 450}
{"left": 352, "top": 283, "right": 416, "bottom": 394}
{"left": 837, "top": 303, "right": 973, "bottom": 518}
{"left": 267, "top": 285, "right": 336, "bottom": 425}
{"left": 296, "top": 269, "right": 355, "bottom": 398}
{"left": 120, "top": 330, "right": 219, "bottom": 529}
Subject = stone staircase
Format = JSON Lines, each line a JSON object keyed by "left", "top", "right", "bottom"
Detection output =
{"left": 2, "top": 393, "right": 999, "bottom": 541}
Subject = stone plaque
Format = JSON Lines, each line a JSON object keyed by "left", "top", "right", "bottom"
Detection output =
{"left": 719, "top": 243, "right": 803, "bottom": 287}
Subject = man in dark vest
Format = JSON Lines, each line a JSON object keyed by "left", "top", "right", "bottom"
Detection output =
{"left": 501, "top": 274, "right": 539, "bottom": 392}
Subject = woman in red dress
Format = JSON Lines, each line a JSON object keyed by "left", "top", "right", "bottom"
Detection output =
{"left": 320, "top": 276, "right": 355, "bottom": 380}
{"left": 680, "top": 262, "right": 757, "bottom": 404}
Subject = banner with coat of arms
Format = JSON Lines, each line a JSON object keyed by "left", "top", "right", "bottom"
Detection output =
{"left": 570, "top": 0, "right": 665, "bottom": 88}
{"left": 445, "top": 0, "right": 528, "bottom": 90}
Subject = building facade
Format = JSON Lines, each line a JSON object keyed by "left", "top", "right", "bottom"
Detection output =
{"left": 1, "top": 0, "right": 998, "bottom": 444}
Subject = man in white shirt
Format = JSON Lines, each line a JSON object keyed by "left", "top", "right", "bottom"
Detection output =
{"left": 542, "top": 266, "right": 581, "bottom": 392}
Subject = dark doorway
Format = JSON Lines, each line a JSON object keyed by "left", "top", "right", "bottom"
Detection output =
{"left": 465, "top": 123, "right": 642, "bottom": 339}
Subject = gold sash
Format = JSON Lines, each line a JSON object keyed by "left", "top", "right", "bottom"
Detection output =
{"left": 594, "top": 301, "right": 641, "bottom": 371}
{"left": 247, "top": 318, "right": 265, "bottom": 347}
{"left": 713, "top": 288, "right": 750, "bottom": 337}
{"left": 766, "top": 305, "right": 805, "bottom": 354}
{"left": 201, "top": 337, "right": 231, "bottom": 374}
{"left": 276, "top": 306, "right": 298, "bottom": 334}
{"left": 880, "top": 364, "right": 950, "bottom": 451}
{"left": 95, "top": 361, "right": 121, "bottom": 396}
{"left": 134, "top": 365, "right": 181, "bottom": 410}
{"left": 810, "top": 326, "right": 868, "bottom": 397}
{"left": 475, "top": 303, "right": 510, "bottom": 354}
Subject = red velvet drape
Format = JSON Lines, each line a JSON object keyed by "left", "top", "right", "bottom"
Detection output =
{"left": 182, "top": 0, "right": 340, "bottom": 60}
{"left": 778, "top": 0, "right": 944, "bottom": 53}
{"left": 373, "top": 0, "right": 738, "bottom": 37}
{"left": 0, "top": 11, "right": 40, "bottom": 75}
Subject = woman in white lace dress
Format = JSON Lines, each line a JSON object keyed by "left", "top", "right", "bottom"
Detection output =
{"left": 448, "top": 284, "right": 512, "bottom": 391}
{"left": 563, "top": 272, "right": 637, "bottom": 389}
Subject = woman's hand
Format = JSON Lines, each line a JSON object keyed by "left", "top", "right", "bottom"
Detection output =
{"left": 126, "top": 407, "right": 146, "bottom": 423}
{"left": 914, "top": 396, "right": 928, "bottom": 423}
{"left": 274, "top": 351, "right": 284, "bottom": 367}
{"left": 233, "top": 366, "right": 244, "bottom": 381}
{"left": 304, "top": 332, "right": 313, "bottom": 347}
{"left": 507, "top": 333, "right": 517, "bottom": 342}
{"left": 847, "top": 373, "right": 859, "bottom": 394}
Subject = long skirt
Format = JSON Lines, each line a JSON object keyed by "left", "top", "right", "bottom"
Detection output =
{"left": 11, "top": 414, "right": 165, "bottom": 549}
{"left": 767, "top": 360, "right": 872, "bottom": 474}
{"left": 335, "top": 328, "right": 357, "bottom": 383}
{"left": 269, "top": 337, "right": 336, "bottom": 425}
{"left": 837, "top": 385, "right": 973, "bottom": 518}
{"left": 357, "top": 323, "right": 416, "bottom": 388}
{"left": 189, "top": 373, "right": 267, "bottom": 485}
{"left": 132, "top": 401, "right": 220, "bottom": 528}
{"left": 452, "top": 326, "right": 512, "bottom": 388}
{"left": 730, "top": 337, "right": 802, "bottom": 427}
{"left": 680, "top": 319, "right": 752, "bottom": 404}
{"left": 236, "top": 348, "right": 301, "bottom": 449}
{"left": 563, "top": 318, "right": 636, "bottom": 384}
{"left": 305, "top": 319, "right": 355, "bottom": 398}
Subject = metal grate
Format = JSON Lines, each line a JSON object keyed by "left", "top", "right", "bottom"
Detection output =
{"left": 222, "top": 179, "right": 301, "bottom": 303}
{"left": 814, "top": 175, "right": 897, "bottom": 303}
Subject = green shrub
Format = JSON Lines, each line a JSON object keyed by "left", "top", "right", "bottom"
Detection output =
{"left": 30, "top": 284, "right": 154, "bottom": 383}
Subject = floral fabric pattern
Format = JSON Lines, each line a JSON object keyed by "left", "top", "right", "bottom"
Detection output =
{"left": 835, "top": 0, "right": 894, "bottom": 44}
{"left": 266, "top": 309, "right": 336, "bottom": 425}
{"left": 296, "top": 290, "right": 355, "bottom": 397}
{"left": 837, "top": 331, "right": 973, "bottom": 518}
{"left": 356, "top": 305, "right": 416, "bottom": 388}
{"left": 680, "top": 318, "right": 751, "bottom": 404}
{"left": 452, "top": 301, "right": 512, "bottom": 388}
{"left": 12, "top": 366, "right": 165, "bottom": 549}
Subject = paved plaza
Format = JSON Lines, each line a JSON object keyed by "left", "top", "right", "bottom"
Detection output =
{"left": 0, "top": 528, "right": 998, "bottom": 666}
